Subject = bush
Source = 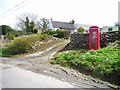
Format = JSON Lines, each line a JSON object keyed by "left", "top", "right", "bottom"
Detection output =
{"left": 7, "top": 30, "right": 22, "bottom": 40}
{"left": 51, "top": 46, "right": 120, "bottom": 85}
{"left": 0, "top": 48, "right": 12, "bottom": 57}
{"left": 6, "top": 39, "right": 31, "bottom": 54}
{"left": 4, "top": 34, "right": 49, "bottom": 55}
{"left": 54, "top": 29, "right": 65, "bottom": 38}
{"left": 77, "top": 27, "right": 85, "bottom": 33}
{"left": 1, "top": 25, "right": 20, "bottom": 40}
{"left": 47, "top": 30, "right": 56, "bottom": 35}
{"left": 47, "top": 29, "right": 70, "bottom": 39}
{"left": 1, "top": 25, "right": 13, "bottom": 35}
{"left": 8, "top": 32, "right": 16, "bottom": 40}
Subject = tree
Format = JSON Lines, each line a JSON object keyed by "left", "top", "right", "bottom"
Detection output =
{"left": 37, "top": 18, "right": 49, "bottom": 33}
{"left": 24, "top": 17, "right": 38, "bottom": 34}
{"left": 24, "top": 17, "right": 30, "bottom": 34}
{"left": 77, "top": 27, "right": 85, "bottom": 33}
{"left": 1, "top": 25, "right": 19, "bottom": 40}
{"left": 1, "top": 25, "right": 13, "bottom": 35}
{"left": 30, "top": 21, "right": 34, "bottom": 32}
{"left": 16, "top": 13, "right": 39, "bottom": 34}
{"left": 16, "top": 13, "right": 50, "bottom": 34}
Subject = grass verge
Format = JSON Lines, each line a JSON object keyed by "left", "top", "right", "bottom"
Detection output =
{"left": 0, "top": 48, "right": 13, "bottom": 57}
{"left": 51, "top": 47, "right": 120, "bottom": 86}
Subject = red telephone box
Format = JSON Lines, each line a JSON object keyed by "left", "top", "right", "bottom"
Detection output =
{"left": 89, "top": 26, "right": 100, "bottom": 50}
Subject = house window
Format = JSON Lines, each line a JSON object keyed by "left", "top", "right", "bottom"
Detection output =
{"left": 108, "top": 28, "right": 113, "bottom": 31}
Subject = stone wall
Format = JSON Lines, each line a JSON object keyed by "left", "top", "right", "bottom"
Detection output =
{"left": 64, "top": 31, "right": 118, "bottom": 50}
{"left": 100, "top": 31, "right": 118, "bottom": 48}
{"left": 70, "top": 33, "right": 89, "bottom": 49}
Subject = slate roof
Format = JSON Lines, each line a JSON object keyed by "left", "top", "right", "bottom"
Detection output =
{"left": 52, "top": 21, "right": 76, "bottom": 30}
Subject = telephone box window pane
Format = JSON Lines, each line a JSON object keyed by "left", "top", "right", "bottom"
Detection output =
{"left": 92, "top": 32, "right": 97, "bottom": 48}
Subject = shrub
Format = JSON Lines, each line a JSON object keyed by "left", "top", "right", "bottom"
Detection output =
{"left": 47, "top": 30, "right": 56, "bottom": 35}
{"left": 6, "top": 36, "right": 33, "bottom": 54}
{"left": 51, "top": 45, "right": 120, "bottom": 85}
{"left": 0, "top": 48, "right": 12, "bottom": 57}
{"left": 1, "top": 25, "right": 20, "bottom": 40}
{"left": 47, "top": 29, "right": 70, "bottom": 39}
{"left": 77, "top": 27, "right": 85, "bottom": 33}
{"left": 4, "top": 34, "right": 49, "bottom": 55}
{"left": 8, "top": 32, "right": 16, "bottom": 40}
{"left": 6, "top": 40, "right": 31, "bottom": 54}
{"left": 1, "top": 25, "right": 13, "bottom": 35}
{"left": 54, "top": 29, "right": 65, "bottom": 38}
{"left": 8, "top": 33, "right": 14, "bottom": 40}
{"left": 25, "top": 32, "right": 34, "bottom": 35}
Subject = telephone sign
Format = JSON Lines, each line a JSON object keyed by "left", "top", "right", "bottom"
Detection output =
{"left": 89, "top": 26, "right": 100, "bottom": 50}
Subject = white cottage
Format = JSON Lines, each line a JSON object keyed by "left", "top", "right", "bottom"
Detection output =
{"left": 100, "top": 26, "right": 118, "bottom": 32}
{"left": 37, "top": 19, "right": 91, "bottom": 34}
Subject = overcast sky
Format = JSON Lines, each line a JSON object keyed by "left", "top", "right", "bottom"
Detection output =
{"left": 0, "top": 0, "right": 119, "bottom": 28}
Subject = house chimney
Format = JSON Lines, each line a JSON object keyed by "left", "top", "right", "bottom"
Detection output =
{"left": 70, "top": 19, "right": 75, "bottom": 24}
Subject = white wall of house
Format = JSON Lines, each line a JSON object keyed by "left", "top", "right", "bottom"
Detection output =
{"left": 101, "top": 26, "right": 118, "bottom": 32}
{"left": 37, "top": 29, "right": 42, "bottom": 34}
{"left": 48, "top": 20, "right": 54, "bottom": 30}
{"left": 73, "top": 29, "right": 77, "bottom": 33}
{"left": 37, "top": 19, "right": 92, "bottom": 34}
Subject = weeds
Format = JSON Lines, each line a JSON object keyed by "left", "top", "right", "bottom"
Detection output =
{"left": 51, "top": 44, "right": 120, "bottom": 85}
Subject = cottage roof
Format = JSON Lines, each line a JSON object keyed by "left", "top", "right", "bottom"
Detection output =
{"left": 52, "top": 21, "right": 76, "bottom": 30}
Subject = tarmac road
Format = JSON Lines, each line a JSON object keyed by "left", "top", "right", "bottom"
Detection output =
{"left": 1, "top": 63, "right": 74, "bottom": 88}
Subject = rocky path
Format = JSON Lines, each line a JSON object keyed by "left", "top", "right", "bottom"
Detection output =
{"left": 1, "top": 40, "right": 115, "bottom": 88}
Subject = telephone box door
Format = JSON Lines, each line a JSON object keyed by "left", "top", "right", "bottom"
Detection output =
{"left": 89, "top": 26, "right": 100, "bottom": 50}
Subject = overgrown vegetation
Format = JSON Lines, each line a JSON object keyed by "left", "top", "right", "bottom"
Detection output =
{"left": 46, "top": 29, "right": 70, "bottom": 39}
{"left": 0, "top": 48, "right": 13, "bottom": 57}
{"left": 0, "top": 34, "right": 52, "bottom": 56}
{"left": 0, "top": 25, "right": 20, "bottom": 40}
{"left": 77, "top": 27, "right": 85, "bottom": 33}
{"left": 51, "top": 41, "right": 120, "bottom": 85}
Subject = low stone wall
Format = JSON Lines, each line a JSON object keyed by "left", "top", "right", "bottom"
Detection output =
{"left": 64, "top": 31, "right": 118, "bottom": 50}
{"left": 70, "top": 33, "right": 89, "bottom": 49}
{"left": 100, "top": 31, "right": 118, "bottom": 48}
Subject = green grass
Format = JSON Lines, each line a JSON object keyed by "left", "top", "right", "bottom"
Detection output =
{"left": 0, "top": 34, "right": 54, "bottom": 56}
{"left": 0, "top": 34, "right": 65, "bottom": 57}
{"left": 51, "top": 47, "right": 120, "bottom": 86}
{"left": 0, "top": 48, "right": 13, "bottom": 57}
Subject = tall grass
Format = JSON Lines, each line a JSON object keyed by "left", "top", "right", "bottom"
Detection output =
{"left": 0, "top": 34, "right": 52, "bottom": 56}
